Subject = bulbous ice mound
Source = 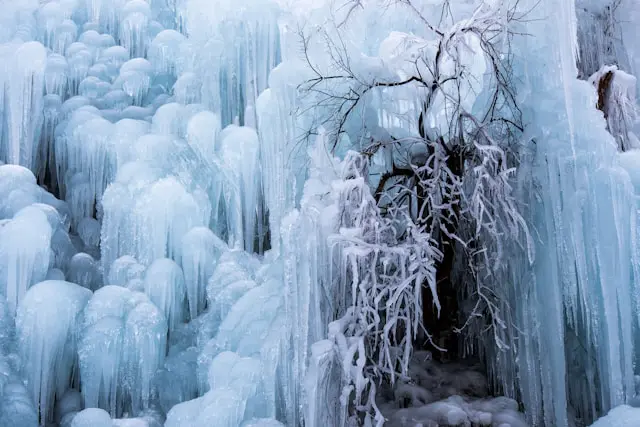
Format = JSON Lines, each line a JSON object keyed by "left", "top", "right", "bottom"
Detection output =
{"left": 0, "top": 382, "right": 39, "bottom": 427}
{"left": 16, "top": 280, "right": 92, "bottom": 424}
{"left": 166, "top": 352, "right": 262, "bottom": 427}
{"left": 107, "top": 256, "right": 146, "bottom": 287}
{"left": 78, "top": 285, "right": 167, "bottom": 417}
{"left": 589, "top": 405, "right": 640, "bottom": 427}
{"left": 67, "top": 253, "right": 101, "bottom": 291}
{"left": 70, "top": 408, "right": 112, "bottom": 427}
{"left": 101, "top": 164, "right": 211, "bottom": 272}
{"left": 148, "top": 30, "right": 187, "bottom": 76}
{"left": 0, "top": 206, "right": 53, "bottom": 315}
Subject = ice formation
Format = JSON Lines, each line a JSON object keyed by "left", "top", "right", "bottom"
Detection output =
{"left": 78, "top": 285, "right": 167, "bottom": 417}
{"left": 0, "top": 0, "right": 638, "bottom": 426}
{"left": 588, "top": 405, "right": 640, "bottom": 427}
{"left": 16, "top": 280, "right": 92, "bottom": 423}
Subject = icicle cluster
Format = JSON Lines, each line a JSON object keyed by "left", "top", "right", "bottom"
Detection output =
{"left": 0, "top": 0, "right": 639, "bottom": 427}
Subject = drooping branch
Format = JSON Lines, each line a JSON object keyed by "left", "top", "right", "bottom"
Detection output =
{"left": 296, "top": 0, "right": 531, "bottom": 423}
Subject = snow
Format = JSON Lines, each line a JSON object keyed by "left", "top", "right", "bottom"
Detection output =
{"left": 70, "top": 408, "right": 113, "bottom": 427}
{"left": 380, "top": 351, "right": 529, "bottom": 427}
{"left": 589, "top": 405, "right": 640, "bottom": 427}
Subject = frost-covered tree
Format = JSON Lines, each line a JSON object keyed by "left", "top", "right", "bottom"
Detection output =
{"left": 297, "top": 0, "right": 532, "bottom": 423}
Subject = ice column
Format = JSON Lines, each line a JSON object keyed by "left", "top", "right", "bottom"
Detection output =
{"left": 503, "top": 0, "right": 639, "bottom": 425}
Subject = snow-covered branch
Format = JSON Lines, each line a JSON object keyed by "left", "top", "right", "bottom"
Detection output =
{"left": 297, "top": 0, "right": 532, "bottom": 423}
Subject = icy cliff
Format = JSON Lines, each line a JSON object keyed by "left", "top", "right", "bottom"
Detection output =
{"left": 0, "top": 0, "right": 638, "bottom": 426}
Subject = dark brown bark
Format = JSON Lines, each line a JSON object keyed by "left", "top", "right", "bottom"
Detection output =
{"left": 596, "top": 70, "right": 614, "bottom": 119}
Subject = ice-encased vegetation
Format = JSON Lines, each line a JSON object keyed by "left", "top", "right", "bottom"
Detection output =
{"left": 0, "top": 0, "right": 639, "bottom": 426}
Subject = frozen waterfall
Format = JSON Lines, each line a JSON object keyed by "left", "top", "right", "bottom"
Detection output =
{"left": 0, "top": 0, "right": 639, "bottom": 426}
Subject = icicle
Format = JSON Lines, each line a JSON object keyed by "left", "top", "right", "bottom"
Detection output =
{"left": 78, "top": 316, "right": 124, "bottom": 415}
{"left": 52, "top": 20, "right": 78, "bottom": 56}
{"left": 148, "top": 29, "right": 187, "bottom": 79}
{"left": 101, "top": 170, "right": 211, "bottom": 269}
{"left": 173, "top": 72, "right": 202, "bottom": 105}
{"left": 256, "top": 60, "right": 314, "bottom": 250}
{"left": 123, "top": 301, "right": 167, "bottom": 414}
{"left": 45, "top": 54, "right": 69, "bottom": 97}
{"left": 119, "top": 1, "right": 151, "bottom": 58}
{"left": 180, "top": 227, "right": 227, "bottom": 320}
{"left": 499, "top": 0, "right": 639, "bottom": 424}
{"left": 0, "top": 207, "right": 52, "bottom": 315}
{"left": 144, "top": 258, "right": 187, "bottom": 335}
{"left": 79, "top": 286, "right": 167, "bottom": 417}
{"left": 219, "top": 125, "right": 260, "bottom": 252}
{"left": 16, "top": 280, "right": 92, "bottom": 424}
{"left": 6, "top": 41, "right": 47, "bottom": 171}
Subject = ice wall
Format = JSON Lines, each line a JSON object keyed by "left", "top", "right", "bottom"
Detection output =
{"left": 500, "top": 0, "right": 639, "bottom": 426}
{"left": 0, "top": 0, "right": 638, "bottom": 426}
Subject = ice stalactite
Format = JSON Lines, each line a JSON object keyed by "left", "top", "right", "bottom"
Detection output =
{"left": 180, "top": 227, "right": 227, "bottom": 320}
{"left": 4, "top": 42, "right": 47, "bottom": 172}
{"left": 255, "top": 61, "right": 313, "bottom": 250}
{"left": 278, "top": 131, "right": 343, "bottom": 426}
{"left": 615, "top": 0, "right": 640, "bottom": 100}
{"left": 78, "top": 285, "right": 167, "bottom": 418}
{"left": 204, "top": 250, "right": 257, "bottom": 337}
{"left": 0, "top": 166, "right": 81, "bottom": 314}
{"left": 576, "top": 1, "right": 628, "bottom": 79}
{"left": 0, "top": 0, "right": 639, "bottom": 426}
{"left": 0, "top": 207, "right": 53, "bottom": 316}
{"left": 219, "top": 125, "right": 261, "bottom": 252}
{"left": 101, "top": 172, "right": 211, "bottom": 269}
{"left": 16, "top": 280, "right": 92, "bottom": 425}
{"left": 144, "top": 258, "right": 187, "bottom": 335}
{"left": 182, "top": 0, "right": 281, "bottom": 126}
{"left": 119, "top": 0, "right": 152, "bottom": 59}
{"left": 497, "top": 0, "right": 640, "bottom": 425}
{"left": 304, "top": 340, "right": 343, "bottom": 427}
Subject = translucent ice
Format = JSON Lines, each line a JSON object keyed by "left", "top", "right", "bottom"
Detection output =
{"left": 165, "top": 351, "right": 263, "bottom": 427}
{"left": 16, "top": 280, "right": 92, "bottom": 423}
{"left": 589, "top": 405, "right": 640, "bottom": 427}
{"left": 0, "top": 206, "right": 53, "bottom": 314}
{"left": 67, "top": 253, "right": 101, "bottom": 291}
{"left": 219, "top": 125, "right": 261, "bottom": 252}
{"left": 144, "top": 258, "right": 187, "bottom": 334}
{"left": 5, "top": 41, "right": 47, "bottom": 171}
{"left": 180, "top": 227, "right": 227, "bottom": 319}
{"left": 101, "top": 171, "right": 211, "bottom": 269}
{"left": 119, "top": 1, "right": 151, "bottom": 59}
{"left": 0, "top": 382, "right": 39, "bottom": 427}
{"left": 70, "top": 408, "right": 112, "bottom": 427}
{"left": 148, "top": 30, "right": 187, "bottom": 76}
{"left": 107, "top": 256, "right": 146, "bottom": 286}
{"left": 79, "top": 285, "right": 167, "bottom": 416}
